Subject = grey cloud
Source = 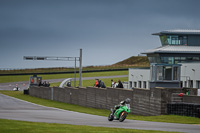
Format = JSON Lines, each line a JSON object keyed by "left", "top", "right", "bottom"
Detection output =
{"left": 1, "top": 0, "right": 200, "bottom": 68}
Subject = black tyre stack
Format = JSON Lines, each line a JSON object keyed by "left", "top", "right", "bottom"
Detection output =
{"left": 167, "top": 102, "right": 200, "bottom": 118}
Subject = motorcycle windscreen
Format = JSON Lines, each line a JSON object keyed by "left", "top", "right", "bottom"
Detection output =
{"left": 126, "top": 104, "right": 130, "bottom": 109}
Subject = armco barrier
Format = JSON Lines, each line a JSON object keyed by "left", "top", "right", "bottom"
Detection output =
{"left": 29, "top": 86, "right": 199, "bottom": 116}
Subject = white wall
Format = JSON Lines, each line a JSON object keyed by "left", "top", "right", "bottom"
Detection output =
{"left": 129, "top": 62, "right": 200, "bottom": 90}
{"left": 180, "top": 63, "right": 200, "bottom": 89}
{"left": 129, "top": 68, "right": 150, "bottom": 89}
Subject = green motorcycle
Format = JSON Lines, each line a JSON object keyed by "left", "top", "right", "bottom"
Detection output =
{"left": 108, "top": 103, "right": 130, "bottom": 122}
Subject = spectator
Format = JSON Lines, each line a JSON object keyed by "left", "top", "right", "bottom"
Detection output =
{"left": 94, "top": 79, "right": 100, "bottom": 87}
{"left": 99, "top": 80, "right": 106, "bottom": 88}
{"left": 114, "top": 82, "right": 117, "bottom": 88}
{"left": 117, "top": 80, "right": 123, "bottom": 88}
{"left": 67, "top": 81, "right": 71, "bottom": 87}
{"left": 16, "top": 85, "right": 19, "bottom": 91}
{"left": 31, "top": 79, "right": 34, "bottom": 84}
{"left": 186, "top": 89, "right": 189, "bottom": 95}
{"left": 111, "top": 79, "right": 115, "bottom": 88}
{"left": 43, "top": 81, "right": 47, "bottom": 87}
{"left": 47, "top": 82, "right": 50, "bottom": 87}
{"left": 38, "top": 80, "right": 42, "bottom": 86}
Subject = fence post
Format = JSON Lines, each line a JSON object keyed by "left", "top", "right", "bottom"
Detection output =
{"left": 51, "top": 87, "right": 54, "bottom": 100}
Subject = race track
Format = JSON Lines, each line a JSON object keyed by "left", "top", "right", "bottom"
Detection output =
{"left": 0, "top": 94, "right": 200, "bottom": 133}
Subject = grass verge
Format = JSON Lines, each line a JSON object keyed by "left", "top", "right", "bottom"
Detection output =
{"left": 0, "top": 119, "right": 178, "bottom": 133}
{"left": 1, "top": 90, "right": 200, "bottom": 124}
{"left": 0, "top": 71, "right": 128, "bottom": 83}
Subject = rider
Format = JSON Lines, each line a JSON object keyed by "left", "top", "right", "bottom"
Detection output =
{"left": 112, "top": 98, "right": 131, "bottom": 115}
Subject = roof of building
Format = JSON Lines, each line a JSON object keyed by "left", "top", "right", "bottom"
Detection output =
{"left": 142, "top": 45, "right": 200, "bottom": 54}
{"left": 152, "top": 29, "right": 200, "bottom": 35}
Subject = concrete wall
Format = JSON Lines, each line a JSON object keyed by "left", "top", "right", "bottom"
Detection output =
{"left": 29, "top": 86, "right": 51, "bottom": 99}
{"left": 183, "top": 95, "right": 200, "bottom": 103}
{"left": 29, "top": 86, "right": 198, "bottom": 116}
{"left": 132, "top": 88, "right": 151, "bottom": 115}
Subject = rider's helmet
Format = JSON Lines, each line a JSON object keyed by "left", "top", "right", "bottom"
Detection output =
{"left": 125, "top": 98, "right": 131, "bottom": 104}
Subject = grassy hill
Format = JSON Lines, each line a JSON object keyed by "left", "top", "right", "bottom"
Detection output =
{"left": 113, "top": 56, "right": 149, "bottom": 67}
{"left": 0, "top": 56, "right": 149, "bottom": 74}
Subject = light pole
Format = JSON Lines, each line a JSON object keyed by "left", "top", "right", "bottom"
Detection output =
{"left": 79, "top": 49, "right": 82, "bottom": 87}
{"left": 24, "top": 49, "right": 83, "bottom": 87}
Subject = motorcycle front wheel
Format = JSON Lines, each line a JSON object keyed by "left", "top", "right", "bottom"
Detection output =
{"left": 119, "top": 111, "right": 127, "bottom": 122}
{"left": 108, "top": 113, "right": 114, "bottom": 121}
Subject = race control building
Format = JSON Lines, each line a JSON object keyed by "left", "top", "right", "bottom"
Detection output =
{"left": 129, "top": 29, "right": 200, "bottom": 95}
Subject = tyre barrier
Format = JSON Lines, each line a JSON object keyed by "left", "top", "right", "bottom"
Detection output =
{"left": 167, "top": 102, "right": 200, "bottom": 118}
{"left": 24, "top": 89, "right": 29, "bottom": 95}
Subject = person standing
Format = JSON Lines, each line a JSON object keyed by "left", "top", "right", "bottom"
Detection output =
{"left": 99, "top": 80, "right": 106, "bottom": 88}
{"left": 94, "top": 79, "right": 99, "bottom": 87}
{"left": 111, "top": 79, "right": 115, "bottom": 88}
{"left": 117, "top": 80, "right": 123, "bottom": 88}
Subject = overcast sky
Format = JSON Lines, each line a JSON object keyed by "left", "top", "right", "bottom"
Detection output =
{"left": 1, "top": 0, "right": 200, "bottom": 69}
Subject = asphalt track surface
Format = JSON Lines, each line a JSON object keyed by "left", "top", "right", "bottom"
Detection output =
{"left": 0, "top": 94, "right": 200, "bottom": 133}
{"left": 0, "top": 75, "right": 128, "bottom": 91}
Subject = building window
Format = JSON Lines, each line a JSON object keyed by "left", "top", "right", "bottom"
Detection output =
{"left": 193, "top": 57, "right": 200, "bottom": 61}
{"left": 174, "top": 57, "right": 180, "bottom": 64}
{"left": 173, "top": 66, "right": 179, "bottom": 80}
{"left": 167, "top": 35, "right": 179, "bottom": 45}
{"left": 160, "top": 57, "right": 174, "bottom": 64}
{"left": 184, "top": 81, "right": 187, "bottom": 87}
{"left": 168, "top": 57, "right": 174, "bottom": 64}
{"left": 156, "top": 66, "right": 163, "bottom": 80}
{"left": 186, "top": 57, "right": 193, "bottom": 61}
{"left": 181, "top": 57, "right": 186, "bottom": 60}
{"left": 143, "top": 81, "right": 147, "bottom": 88}
{"left": 197, "top": 81, "right": 200, "bottom": 89}
{"left": 163, "top": 66, "right": 172, "bottom": 80}
{"left": 129, "top": 81, "right": 132, "bottom": 88}
{"left": 161, "top": 57, "right": 169, "bottom": 64}
{"left": 180, "top": 81, "right": 183, "bottom": 88}
{"left": 182, "top": 36, "right": 188, "bottom": 45}
{"left": 189, "top": 80, "right": 193, "bottom": 88}
{"left": 171, "top": 36, "right": 179, "bottom": 45}
{"left": 161, "top": 35, "right": 188, "bottom": 45}
{"left": 160, "top": 56, "right": 200, "bottom": 64}
{"left": 160, "top": 35, "right": 169, "bottom": 45}
{"left": 134, "top": 82, "right": 137, "bottom": 88}
{"left": 150, "top": 65, "right": 156, "bottom": 81}
{"left": 148, "top": 54, "right": 161, "bottom": 64}
{"left": 151, "top": 64, "right": 181, "bottom": 82}
{"left": 138, "top": 81, "right": 141, "bottom": 88}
